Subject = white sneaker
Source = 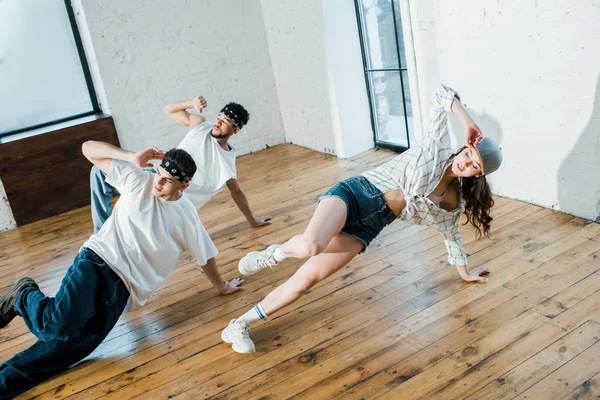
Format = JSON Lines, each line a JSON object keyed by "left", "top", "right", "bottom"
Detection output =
{"left": 238, "top": 244, "right": 282, "bottom": 276}
{"left": 221, "top": 319, "right": 256, "bottom": 354}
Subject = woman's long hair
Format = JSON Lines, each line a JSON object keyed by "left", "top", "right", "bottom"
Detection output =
{"left": 450, "top": 147, "right": 495, "bottom": 238}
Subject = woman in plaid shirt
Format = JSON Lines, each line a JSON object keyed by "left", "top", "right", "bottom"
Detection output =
{"left": 222, "top": 84, "right": 503, "bottom": 353}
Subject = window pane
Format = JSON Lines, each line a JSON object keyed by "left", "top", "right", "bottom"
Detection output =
{"left": 393, "top": 0, "right": 408, "bottom": 70}
{"left": 0, "top": 0, "right": 93, "bottom": 134}
{"left": 358, "top": 0, "right": 398, "bottom": 70}
{"left": 368, "top": 70, "right": 410, "bottom": 147}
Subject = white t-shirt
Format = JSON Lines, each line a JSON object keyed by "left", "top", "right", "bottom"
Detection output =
{"left": 177, "top": 121, "right": 237, "bottom": 209}
{"left": 84, "top": 160, "right": 218, "bottom": 310}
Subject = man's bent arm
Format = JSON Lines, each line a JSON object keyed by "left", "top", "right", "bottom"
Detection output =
{"left": 82, "top": 141, "right": 137, "bottom": 173}
{"left": 164, "top": 97, "right": 206, "bottom": 129}
{"left": 82, "top": 141, "right": 164, "bottom": 174}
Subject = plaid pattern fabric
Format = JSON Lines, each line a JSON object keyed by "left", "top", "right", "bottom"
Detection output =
{"left": 362, "top": 84, "right": 467, "bottom": 265}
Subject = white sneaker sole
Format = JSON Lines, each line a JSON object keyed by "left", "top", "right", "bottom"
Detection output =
{"left": 238, "top": 253, "right": 257, "bottom": 276}
{"left": 221, "top": 328, "right": 255, "bottom": 354}
{"left": 221, "top": 328, "right": 233, "bottom": 344}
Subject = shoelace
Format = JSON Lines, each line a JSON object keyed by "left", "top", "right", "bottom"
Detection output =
{"left": 254, "top": 255, "right": 277, "bottom": 269}
{"left": 237, "top": 323, "right": 251, "bottom": 337}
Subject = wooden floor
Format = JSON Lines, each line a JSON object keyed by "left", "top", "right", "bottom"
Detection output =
{"left": 1, "top": 144, "right": 600, "bottom": 400}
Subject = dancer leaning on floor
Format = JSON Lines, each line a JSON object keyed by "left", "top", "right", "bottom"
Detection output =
{"left": 0, "top": 141, "right": 243, "bottom": 398}
{"left": 221, "top": 84, "right": 503, "bottom": 353}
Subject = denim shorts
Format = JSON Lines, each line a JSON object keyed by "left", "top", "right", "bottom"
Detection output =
{"left": 319, "top": 176, "right": 397, "bottom": 253}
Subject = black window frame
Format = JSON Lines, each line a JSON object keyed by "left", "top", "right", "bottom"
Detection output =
{"left": 354, "top": 0, "right": 412, "bottom": 153}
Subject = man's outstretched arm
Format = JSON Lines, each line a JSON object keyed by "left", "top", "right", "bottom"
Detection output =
{"left": 226, "top": 178, "right": 272, "bottom": 227}
{"left": 200, "top": 257, "right": 245, "bottom": 295}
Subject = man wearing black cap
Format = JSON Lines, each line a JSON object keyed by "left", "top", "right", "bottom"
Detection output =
{"left": 90, "top": 96, "right": 271, "bottom": 233}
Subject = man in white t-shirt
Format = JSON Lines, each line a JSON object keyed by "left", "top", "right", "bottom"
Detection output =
{"left": 90, "top": 97, "right": 270, "bottom": 232}
{"left": 0, "top": 141, "right": 243, "bottom": 398}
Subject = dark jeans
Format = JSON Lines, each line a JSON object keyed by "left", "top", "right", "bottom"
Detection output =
{"left": 0, "top": 248, "right": 129, "bottom": 399}
{"left": 90, "top": 166, "right": 120, "bottom": 233}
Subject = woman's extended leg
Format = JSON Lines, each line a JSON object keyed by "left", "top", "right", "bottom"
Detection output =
{"left": 222, "top": 232, "right": 364, "bottom": 353}
{"left": 281, "top": 196, "right": 348, "bottom": 258}
{"left": 238, "top": 196, "right": 348, "bottom": 275}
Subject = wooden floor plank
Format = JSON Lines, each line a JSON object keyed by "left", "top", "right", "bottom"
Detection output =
{"left": 339, "top": 228, "right": 600, "bottom": 400}
{"left": 513, "top": 339, "right": 600, "bottom": 400}
{"left": 561, "top": 371, "right": 600, "bottom": 400}
{"left": 467, "top": 320, "right": 600, "bottom": 400}
{"left": 306, "top": 244, "right": 600, "bottom": 399}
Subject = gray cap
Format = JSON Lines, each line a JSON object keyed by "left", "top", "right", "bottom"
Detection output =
{"left": 473, "top": 137, "right": 502, "bottom": 176}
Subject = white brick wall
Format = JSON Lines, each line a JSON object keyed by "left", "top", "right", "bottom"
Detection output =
{"left": 79, "top": 0, "right": 285, "bottom": 155}
{"left": 0, "top": 179, "right": 16, "bottom": 232}
{"left": 409, "top": 0, "right": 600, "bottom": 221}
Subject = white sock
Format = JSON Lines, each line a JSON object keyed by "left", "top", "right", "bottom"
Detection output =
{"left": 238, "top": 303, "right": 268, "bottom": 326}
{"left": 273, "top": 246, "right": 287, "bottom": 263}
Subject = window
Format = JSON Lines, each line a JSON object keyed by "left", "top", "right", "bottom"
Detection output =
{"left": 0, "top": 0, "right": 99, "bottom": 138}
{"left": 355, "top": 0, "right": 414, "bottom": 151}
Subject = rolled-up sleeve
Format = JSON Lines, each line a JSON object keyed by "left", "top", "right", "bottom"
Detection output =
{"left": 441, "top": 223, "right": 468, "bottom": 265}
{"left": 425, "top": 84, "right": 460, "bottom": 144}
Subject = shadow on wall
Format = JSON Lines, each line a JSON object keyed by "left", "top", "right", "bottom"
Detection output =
{"left": 557, "top": 75, "right": 600, "bottom": 222}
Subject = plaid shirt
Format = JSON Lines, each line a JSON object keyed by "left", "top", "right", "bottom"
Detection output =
{"left": 362, "top": 84, "right": 467, "bottom": 265}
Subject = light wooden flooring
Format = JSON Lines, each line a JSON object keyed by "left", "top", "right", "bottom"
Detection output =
{"left": 1, "top": 144, "right": 600, "bottom": 400}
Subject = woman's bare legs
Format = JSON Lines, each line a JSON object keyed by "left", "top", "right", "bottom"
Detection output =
{"left": 237, "top": 196, "right": 349, "bottom": 275}
{"left": 281, "top": 196, "right": 348, "bottom": 258}
{"left": 261, "top": 232, "right": 364, "bottom": 314}
{"left": 223, "top": 231, "right": 364, "bottom": 353}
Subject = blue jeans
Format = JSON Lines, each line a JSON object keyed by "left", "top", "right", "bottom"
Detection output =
{"left": 320, "top": 176, "right": 396, "bottom": 253}
{"left": 90, "top": 166, "right": 155, "bottom": 232}
{"left": 0, "top": 248, "right": 129, "bottom": 398}
{"left": 90, "top": 166, "right": 119, "bottom": 233}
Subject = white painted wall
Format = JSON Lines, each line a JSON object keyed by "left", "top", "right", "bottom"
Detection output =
{"left": 409, "top": 0, "right": 600, "bottom": 221}
{"left": 260, "top": 0, "right": 337, "bottom": 155}
{"left": 321, "top": 0, "right": 374, "bottom": 158}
